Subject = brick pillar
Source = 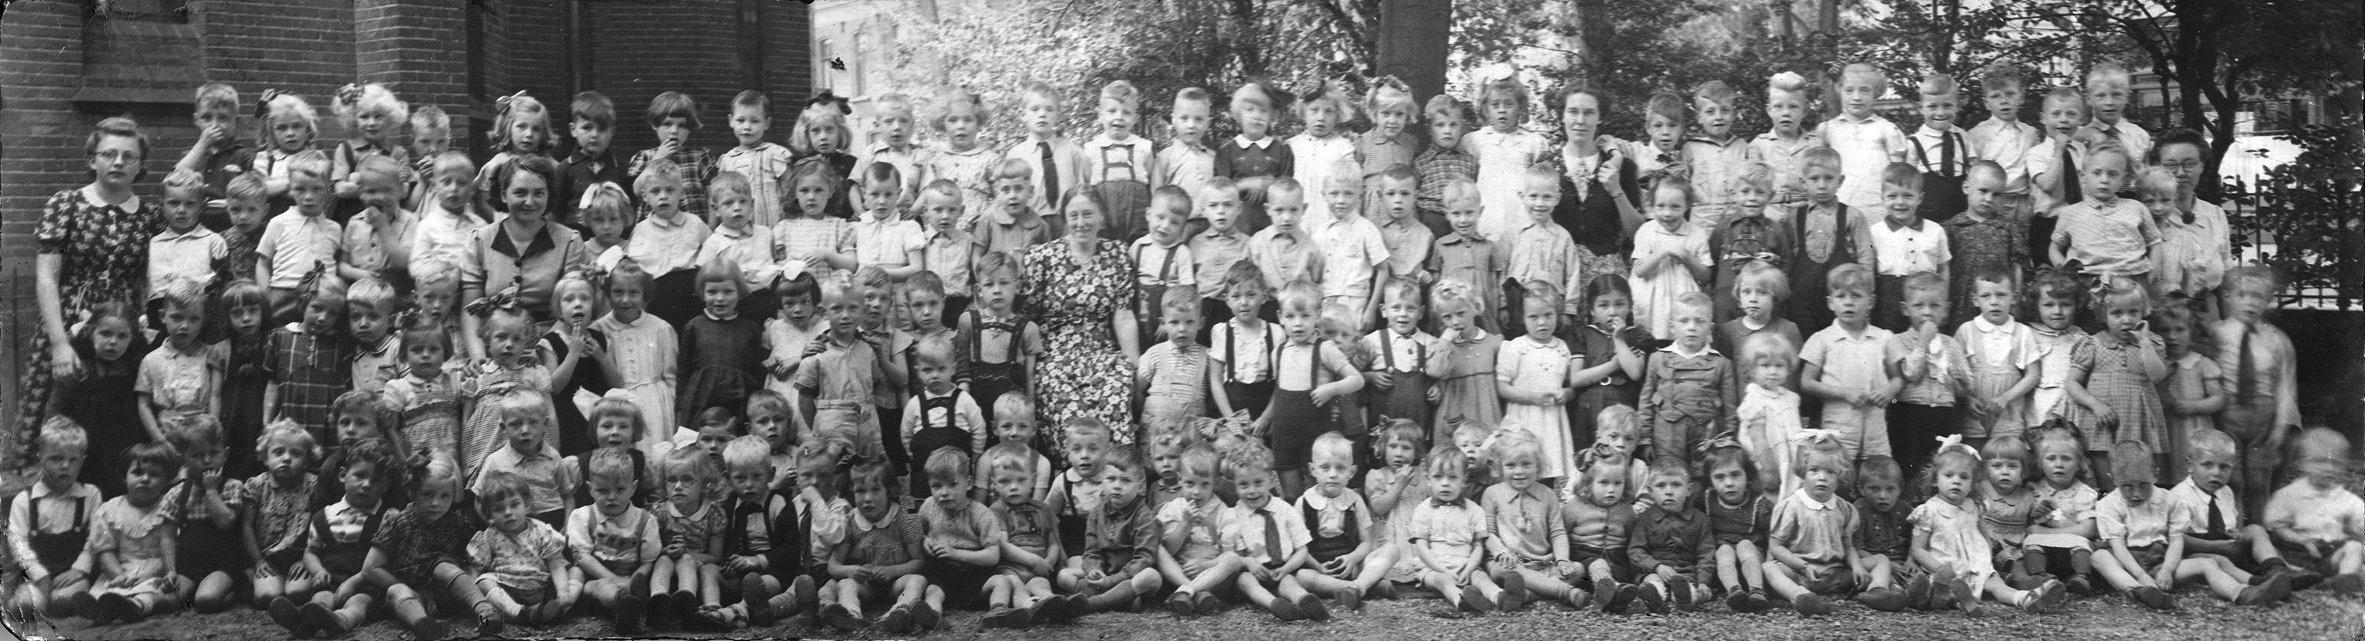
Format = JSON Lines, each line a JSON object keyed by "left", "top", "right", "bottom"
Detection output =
{"left": 354, "top": 0, "right": 472, "bottom": 144}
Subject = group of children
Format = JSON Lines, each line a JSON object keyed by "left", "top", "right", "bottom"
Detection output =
{"left": 8, "top": 53, "right": 2359, "bottom": 638}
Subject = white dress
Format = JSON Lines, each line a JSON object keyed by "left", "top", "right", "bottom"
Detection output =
{"left": 1909, "top": 496, "right": 1995, "bottom": 587}
{"left": 1496, "top": 335, "right": 1575, "bottom": 480}
{"left": 1628, "top": 220, "right": 1712, "bottom": 339}
{"left": 1466, "top": 127, "right": 1550, "bottom": 243}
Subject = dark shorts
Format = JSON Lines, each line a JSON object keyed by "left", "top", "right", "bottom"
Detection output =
{"left": 1804, "top": 564, "right": 1858, "bottom": 596}
{"left": 501, "top": 582, "right": 554, "bottom": 605}
{"left": 930, "top": 561, "right": 997, "bottom": 610}
{"left": 2130, "top": 542, "right": 2168, "bottom": 570}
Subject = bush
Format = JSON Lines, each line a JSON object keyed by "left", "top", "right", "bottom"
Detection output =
{"left": 2224, "top": 118, "right": 2365, "bottom": 310}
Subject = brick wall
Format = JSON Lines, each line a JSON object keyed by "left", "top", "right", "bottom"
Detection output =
{"left": 0, "top": 0, "right": 811, "bottom": 459}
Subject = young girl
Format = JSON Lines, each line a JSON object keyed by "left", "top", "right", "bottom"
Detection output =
{"left": 264, "top": 270, "right": 348, "bottom": 448}
{"left": 2024, "top": 421, "right": 2100, "bottom": 593}
{"left": 1565, "top": 275, "right": 1649, "bottom": 451}
{"left": 252, "top": 91, "right": 320, "bottom": 211}
{"left": 1424, "top": 279, "right": 1503, "bottom": 449}
{"left": 2083, "top": 277, "right": 2168, "bottom": 476}
{"left": 1466, "top": 75, "right": 1552, "bottom": 241}
{"left": 580, "top": 181, "right": 632, "bottom": 269}
{"left": 704, "top": 172, "right": 787, "bottom": 319}
{"left": 1479, "top": 430, "right": 1590, "bottom": 609}
{"left": 1910, "top": 437, "right": 2066, "bottom": 615}
{"left": 1563, "top": 452, "right": 1641, "bottom": 612}
{"left": 458, "top": 308, "right": 551, "bottom": 482}
{"left": 1210, "top": 262, "right": 1276, "bottom": 423}
{"left": 329, "top": 83, "right": 411, "bottom": 224}
{"left": 139, "top": 282, "right": 221, "bottom": 446}
{"left": 2151, "top": 294, "right": 2223, "bottom": 480}
{"left": 218, "top": 279, "right": 274, "bottom": 478}
{"left": 369, "top": 455, "right": 500, "bottom": 638}
{"left": 382, "top": 324, "right": 462, "bottom": 468}
{"left": 778, "top": 161, "right": 854, "bottom": 277}
{"left": 1496, "top": 281, "right": 1577, "bottom": 488}
{"left": 763, "top": 273, "right": 827, "bottom": 412}
{"left": 164, "top": 416, "right": 243, "bottom": 613}
{"left": 1289, "top": 85, "right": 1355, "bottom": 226}
{"left": 472, "top": 469, "right": 580, "bottom": 625}
{"left": 2025, "top": 269, "right": 2096, "bottom": 446}
{"left": 1735, "top": 333, "right": 1802, "bottom": 498}
{"left": 79, "top": 443, "right": 186, "bottom": 623}
{"left": 680, "top": 262, "right": 768, "bottom": 430}
{"left": 789, "top": 94, "right": 860, "bottom": 221}
{"left": 1978, "top": 434, "right": 2046, "bottom": 587}
{"left": 543, "top": 271, "right": 610, "bottom": 456}
{"left": 1260, "top": 281, "right": 1364, "bottom": 497}
{"left": 921, "top": 88, "right": 1000, "bottom": 224}
{"left": 51, "top": 301, "right": 147, "bottom": 494}
{"left": 1630, "top": 176, "right": 1713, "bottom": 340}
{"left": 1364, "top": 419, "right": 1428, "bottom": 584}
{"left": 245, "top": 420, "right": 321, "bottom": 611}
{"left": 475, "top": 92, "right": 560, "bottom": 218}
{"left": 592, "top": 262, "right": 681, "bottom": 451}
{"left": 958, "top": 252, "right": 1041, "bottom": 428}
{"left": 1699, "top": 441, "right": 1774, "bottom": 612}
{"left": 651, "top": 446, "right": 726, "bottom": 629}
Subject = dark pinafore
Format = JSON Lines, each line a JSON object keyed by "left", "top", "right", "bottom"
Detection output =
{"left": 906, "top": 393, "right": 971, "bottom": 498}
{"left": 28, "top": 494, "right": 93, "bottom": 576}
{"left": 1301, "top": 499, "right": 1361, "bottom": 565}
{"left": 1267, "top": 340, "right": 1339, "bottom": 472}
{"left": 1785, "top": 203, "right": 1858, "bottom": 335}
{"left": 1134, "top": 244, "right": 1181, "bottom": 346}
{"left": 1375, "top": 331, "right": 1433, "bottom": 428}
{"left": 1221, "top": 319, "right": 1277, "bottom": 421}
{"left": 966, "top": 311, "right": 1030, "bottom": 432}
{"left": 1910, "top": 132, "right": 1968, "bottom": 224}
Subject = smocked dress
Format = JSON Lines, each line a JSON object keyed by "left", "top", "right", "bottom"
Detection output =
{"left": 1497, "top": 335, "right": 1576, "bottom": 480}
{"left": 89, "top": 496, "right": 175, "bottom": 600}
{"left": 2086, "top": 329, "right": 2167, "bottom": 454}
{"left": 2029, "top": 325, "right": 2095, "bottom": 441}
{"left": 1430, "top": 329, "right": 1503, "bottom": 448}
{"left": 1022, "top": 238, "right": 1138, "bottom": 447}
{"left": 1909, "top": 496, "right": 1993, "bottom": 587}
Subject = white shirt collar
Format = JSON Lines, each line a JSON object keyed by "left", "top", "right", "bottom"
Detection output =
{"left": 1301, "top": 488, "right": 1346, "bottom": 510}
{"left": 1232, "top": 135, "right": 1272, "bottom": 150}
{"left": 80, "top": 184, "right": 140, "bottom": 212}
{"left": 1972, "top": 315, "right": 2018, "bottom": 334}
{"left": 1791, "top": 488, "right": 1834, "bottom": 510}
{"left": 1659, "top": 342, "right": 1719, "bottom": 359}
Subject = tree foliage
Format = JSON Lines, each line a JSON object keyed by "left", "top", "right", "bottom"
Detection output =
{"left": 2224, "top": 119, "right": 2364, "bottom": 309}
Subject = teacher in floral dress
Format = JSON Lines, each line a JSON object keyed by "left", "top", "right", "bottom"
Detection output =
{"left": 16, "top": 117, "right": 164, "bottom": 462}
{"left": 1021, "top": 186, "right": 1141, "bottom": 454}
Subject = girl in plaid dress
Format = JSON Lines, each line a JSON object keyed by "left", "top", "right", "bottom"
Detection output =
{"left": 2082, "top": 278, "right": 2167, "bottom": 475}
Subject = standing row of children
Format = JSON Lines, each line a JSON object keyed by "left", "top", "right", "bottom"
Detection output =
{"left": 11, "top": 51, "right": 2346, "bottom": 636}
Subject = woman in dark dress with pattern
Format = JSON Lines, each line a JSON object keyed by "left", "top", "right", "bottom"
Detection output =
{"left": 16, "top": 117, "right": 164, "bottom": 469}
{"left": 1022, "top": 186, "right": 1142, "bottom": 456}
{"left": 1551, "top": 86, "right": 1646, "bottom": 280}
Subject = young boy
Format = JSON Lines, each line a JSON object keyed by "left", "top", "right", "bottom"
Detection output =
{"left": 901, "top": 334, "right": 986, "bottom": 498}
{"left": 1850, "top": 456, "right": 1913, "bottom": 598}
{"left": 2081, "top": 61, "right": 2151, "bottom": 194}
{"left": 1311, "top": 160, "right": 1393, "bottom": 330}
{"left": 1059, "top": 446, "right": 1165, "bottom": 615}
{"left": 176, "top": 82, "right": 255, "bottom": 230}
{"left": 1888, "top": 273, "right": 1969, "bottom": 477}
{"left": 1639, "top": 293, "right": 1740, "bottom": 463}
{"left": 1221, "top": 443, "right": 1328, "bottom": 620}
{"left": 1157, "top": 444, "right": 1240, "bottom": 614}
{"left": 1158, "top": 87, "right": 1218, "bottom": 199}
{"left": 1863, "top": 163, "right": 1952, "bottom": 332}
{"left": 255, "top": 151, "right": 345, "bottom": 324}
{"left": 569, "top": 449, "right": 662, "bottom": 632}
{"left": 1818, "top": 63, "right": 1911, "bottom": 214}
{"left": 372, "top": 456, "right": 502, "bottom": 637}
{"left": 1137, "top": 288, "right": 1213, "bottom": 427}
{"left": 1297, "top": 433, "right": 1401, "bottom": 609}
{"left": 796, "top": 279, "right": 892, "bottom": 462}
{"left": 1504, "top": 167, "right": 1588, "bottom": 337}
{"left": 344, "top": 278, "right": 403, "bottom": 395}
{"left": 1247, "top": 178, "right": 1323, "bottom": 292}
{"left": 138, "top": 281, "right": 221, "bottom": 446}
{"left": 150, "top": 170, "right": 231, "bottom": 310}
{"left": 1408, "top": 445, "right": 1511, "bottom": 611}
{"left": 1481, "top": 431, "right": 1587, "bottom": 610}
{"left": 2047, "top": 145, "right": 2159, "bottom": 282}
{"left": 472, "top": 469, "right": 580, "bottom": 625}
{"left": 473, "top": 391, "right": 580, "bottom": 529}
{"left": 7, "top": 419, "right": 99, "bottom": 619}
{"left": 221, "top": 173, "right": 272, "bottom": 282}
{"left": 557, "top": 91, "right": 624, "bottom": 227}
{"left": 820, "top": 461, "right": 930, "bottom": 631}
{"left": 1964, "top": 65, "right": 2040, "bottom": 223}
{"left": 2171, "top": 428, "right": 2316, "bottom": 588}
{"left": 1362, "top": 280, "right": 1437, "bottom": 429}
{"left": 1003, "top": 82, "right": 1084, "bottom": 228}
{"left": 916, "top": 181, "right": 978, "bottom": 320}
{"left": 1413, "top": 95, "right": 1479, "bottom": 239}
{"left": 1373, "top": 167, "right": 1434, "bottom": 292}
{"left": 1682, "top": 81, "right": 1752, "bottom": 229}
{"left": 2092, "top": 441, "right": 2290, "bottom": 608}
{"left": 1715, "top": 261, "right": 1804, "bottom": 359}
{"left": 1784, "top": 147, "right": 1869, "bottom": 333}
{"left": 1081, "top": 81, "right": 1160, "bottom": 241}
{"left": 745, "top": 439, "right": 853, "bottom": 626}
{"left": 627, "top": 91, "right": 717, "bottom": 220}
{"left": 2264, "top": 428, "right": 2365, "bottom": 593}
{"left": 1941, "top": 162, "right": 2027, "bottom": 327}
{"left": 1426, "top": 180, "right": 1505, "bottom": 333}
{"left": 857, "top": 93, "right": 926, "bottom": 201}
{"left": 626, "top": 160, "right": 713, "bottom": 327}
{"left": 1800, "top": 264, "right": 1901, "bottom": 464}
{"left": 916, "top": 449, "right": 1006, "bottom": 629}
{"left": 1133, "top": 187, "right": 1198, "bottom": 341}
{"left": 271, "top": 438, "right": 399, "bottom": 636}
{"left": 336, "top": 158, "right": 416, "bottom": 289}
{"left": 1630, "top": 459, "right": 1715, "bottom": 611}
{"left": 1709, "top": 163, "right": 1795, "bottom": 323}
{"left": 1214, "top": 81, "right": 1293, "bottom": 232}
{"left": 2027, "top": 87, "right": 2092, "bottom": 256}
{"left": 1907, "top": 73, "right": 1975, "bottom": 223}
{"left": 985, "top": 442, "right": 1070, "bottom": 626}
{"left": 1750, "top": 72, "right": 1821, "bottom": 206}
{"left": 1188, "top": 178, "right": 1251, "bottom": 327}
{"left": 714, "top": 436, "right": 800, "bottom": 628}
{"left": 1762, "top": 434, "right": 1910, "bottom": 616}
{"left": 720, "top": 90, "right": 797, "bottom": 229}
{"left": 971, "top": 158, "right": 1056, "bottom": 257}
{"left": 2213, "top": 266, "right": 2299, "bottom": 522}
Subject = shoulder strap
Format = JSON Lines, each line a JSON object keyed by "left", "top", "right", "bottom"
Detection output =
{"left": 1223, "top": 321, "right": 1239, "bottom": 383}
{"left": 1158, "top": 245, "right": 1178, "bottom": 281}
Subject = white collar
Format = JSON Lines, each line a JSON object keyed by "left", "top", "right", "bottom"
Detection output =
{"left": 1791, "top": 488, "right": 1835, "bottom": 510}
{"left": 80, "top": 184, "right": 141, "bottom": 212}
{"left": 156, "top": 225, "right": 217, "bottom": 241}
{"left": 1659, "top": 342, "right": 1718, "bottom": 359}
{"left": 1301, "top": 488, "right": 1351, "bottom": 510}
{"left": 1972, "top": 315, "right": 2019, "bottom": 334}
{"left": 29, "top": 481, "right": 95, "bottom": 500}
{"left": 1232, "top": 135, "right": 1273, "bottom": 150}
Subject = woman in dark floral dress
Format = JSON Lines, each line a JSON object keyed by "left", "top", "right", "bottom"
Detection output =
{"left": 1021, "top": 187, "right": 1141, "bottom": 455}
{"left": 16, "top": 117, "right": 164, "bottom": 464}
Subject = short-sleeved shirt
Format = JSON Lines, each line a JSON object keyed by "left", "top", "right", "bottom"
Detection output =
{"left": 794, "top": 337, "right": 883, "bottom": 406}
{"left": 88, "top": 497, "right": 173, "bottom": 582}
{"left": 409, "top": 205, "right": 484, "bottom": 270}
{"left": 2026, "top": 481, "right": 2100, "bottom": 549}
{"left": 626, "top": 213, "right": 711, "bottom": 276}
{"left": 1406, "top": 498, "right": 1488, "bottom": 574}
{"left": 1749, "top": 131, "right": 1825, "bottom": 201}
{"left": 2096, "top": 490, "right": 2189, "bottom": 549}
{"left": 1187, "top": 228, "right": 1251, "bottom": 293}
{"left": 994, "top": 497, "right": 1057, "bottom": 569}
{"left": 1156, "top": 497, "right": 1230, "bottom": 562}
{"left": 701, "top": 224, "right": 780, "bottom": 291}
{"left": 1770, "top": 488, "right": 1859, "bottom": 570}
{"left": 567, "top": 505, "right": 660, "bottom": 569}
{"left": 1222, "top": 499, "right": 1312, "bottom": 566}
{"left": 2264, "top": 481, "right": 2365, "bottom": 546}
{"left": 1158, "top": 142, "right": 1215, "bottom": 196}
{"left": 966, "top": 209, "right": 1052, "bottom": 259}
{"left": 1247, "top": 228, "right": 1322, "bottom": 291}
{"left": 341, "top": 209, "right": 416, "bottom": 278}
{"left": 2050, "top": 197, "right": 2159, "bottom": 277}
{"left": 920, "top": 229, "right": 979, "bottom": 296}
{"left": 1131, "top": 238, "right": 1196, "bottom": 288}
{"left": 1505, "top": 222, "right": 1588, "bottom": 316}
{"left": 458, "top": 220, "right": 591, "bottom": 319}
{"left": 845, "top": 504, "right": 922, "bottom": 567}
{"left": 473, "top": 446, "right": 579, "bottom": 515}
{"left": 1002, "top": 136, "right": 1084, "bottom": 218}
{"left": 256, "top": 210, "right": 343, "bottom": 288}
{"left": 1288, "top": 133, "right": 1356, "bottom": 221}
{"left": 136, "top": 343, "right": 222, "bottom": 418}
{"left": 719, "top": 142, "right": 796, "bottom": 228}
{"left": 1310, "top": 214, "right": 1391, "bottom": 301}
{"left": 848, "top": 214, "right": 925, "bottom": 269}
{"left": 2168, "top": 478, "right": 2242, "bottom": 536}
{"left": 148, "top": 226, "right": 228, "bottom": 293}
{"left": 1801, "top": 324, "right": 1898, "bottom": 427}
{"left": 1865, "top": 217, "right": 1951, "bottom": 276}
{"left": 1965, "top": 118, "right": 2040, "bottom": 194}
{"left": 1819, "top": 113, "right": 1909, "bottom": 211}
{"left": 919, "top": 497, "right": 1005, "bottom": 552}
{"left": 470, "top": 519, "right": 567, "bottom": 590}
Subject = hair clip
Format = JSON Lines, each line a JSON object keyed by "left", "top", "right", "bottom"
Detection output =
{"left": 336, "top": 83, "right": 363, "bottom": 109}
{"left": 1698, "top": 431, "right": 1743, "bottom": 457}
{"left": 255, "top": 88, "right": 283, "bottom": 119}
{"left": 1935, "top": 434, "right": 1981, "bottom": 460}
{"left": 806, "top": 90, "right": 852, "bottom": 115}
{"left": 577, "top": 181, "right": 628, "bottom": 212}
{"left": 494, "top": 90, "right": 527, "bottom": 115}
{"left": 1794, "top": 428, "right": 1842, "bottom": 445}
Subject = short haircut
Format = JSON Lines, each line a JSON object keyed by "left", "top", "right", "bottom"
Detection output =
{"left": 256, "top": 418, "right": 320, "bottom": 466}
{"left": 913, "top": 332, "right": 955, "bottom": 368}
{"left": 332, "top": 389, "right": 395, "bottom": 435}
{"left": 993, "top": 392, "right": 1036, "bottom": 426}
{"left": 1266, "top": 176, "right": 1305, "bottom": 204}
{"left": 1478, "top": 76, "right": 1531, "bottom": 122}
{"left": 1766, "top": 71, "right": 1812, "bottom": 101}
{"left": 1099, "top": 80, "right": 1141, "bottom": 109}
{"left": 1276, "top": 279, "right": 1323, "bottom": 314}
{"left": 1880, "top": 161, "right": 1922, "bottom": 192}
{"left": 1178, "top": 444, "right": 1221, "bottom": 479}
{"left": 2110, "top": 440, "right": 2155, "bottom": 483}
{"left": 2085, "top": 144, "right": 2132, "bottom": 173}
{"left": 1737, "top": 161, "right": 1774, "bottom": 191}
{"left": 2135, "top": 166, "right": 2178, "bottom": 200}
{"left": 164, "top": 414, "right": 225, "bottom": 455}
{"left": 1856, "top": 455, "right": 1902, "bottom": 486}
{"left": 663, "top": 443, "right": 720, "bottom": 483}
{"left": 1162, "top": 285, "right": 1202, "bottom": 318}
{"left": 934, "top": 88, "right": 987, "bottom": 131}
{"left": 1425, "top": 94, "right": 1474, "bottom": 127}
{"left": 2043, "top": 86, "right": 2085, "bottom": 112}
{"left": 410, "top": 105, "right": 452, "bottom": 139}
{"left": 992, "top": 157, "right": 1035, "bottom": 183}
{"left": 986, "top": 442, "right": 1036, "bottom": 478}
{"left": 1106, "top": 443, "right": 1152, "bottom": 480}
{"left": 1223, "top": 441, "right": 1276, "bottom": 479}
{"left": 1382, "top": 278, "right": 1423, "bottom": 309}
{"left": 153, "top": 274, "right": 207, "bottom": 315}
{"left": 162, "top": 168, "right": 206, "bottom": 196}
{"left": 1441, "top": 178, "right": 1482, "bottom": 209}
{"left": 698, "top": 259, "right": 745, "bottom": 296}
{"left": 2085, "top": 61, "right": 2132, "bottom": 87}
{"left": 974, "top": 250, "right": 1023, "bottom": 284}
{"left": 1231, "top": 81, "right": 1275, "bottom": 111}
{"left": 1650, "top": 172, "right": 1696, "bottom": 208}
{"left": 1981, "top": 64, "right": 2023, "bottom": 91}
{"left": 225, "top": 172, "right": 268, "bottom": 203}
{"left": 1489, "top": 428, "right": 1542, "bottom": 466}
{"left": 1643, "top": 91, "right": 1687, "bottom": 125}
{"left": 587, "top": 448, "right": 638, "bottom": 485}
{"left": 708, "top": 170, "right": 753, "bottom": 202}
{"left": 1735, "top": 260, "right": 1791, "bottom": 301}
{"left": 1673, "top": 290, "right": 1715, "bottom": 317}
{"left": 431, "top": 150, "right": 475, "bottom": 181}
{"left": 572, "top": 91, "right": 616, "bottom": 130}
{"left": 588, "top": 394, "right": 647, "bottom": 442}
{"left": 1426, "top": 445, "right": 1470, "bottom": 480}
{"left": 723, "top": 435, "right": 773, "bottom": 473}
{"left": 645, "top": 91, "right": 701, "bottom": 129}
{"left": 346, "top": 276, "right": 398, "bottom": 313}
{"left": 1221, "top": 260, "right": 1269, "bottom": 297}
{"left": 499, "top": 389, "right": 555, "bottom": 428}
{"left": 1842, "top": 63, "right": 1888, "bottom": 87}
{"left": 2151, "top": 128, "right": 2209, "bottom": 163}
{"left": 1593, "top": 405, "right": 1638, "bottom": 440}
{"left": 776, "top": 270, "right": 820, "bottom": 303}
{"left": 925, "top": 448, "right": 973, "bottom": 484}
{"left": 339, "top": 437, "right": 400, "bottom": 491}
{"left": 731, "top": 90, "right": 770, "bottom": 116}
{"left": 904, "top": 271, "right": 946, "bottom": 301}
{"left": 1062, "top": 417, "right": 1112, "bottom": 447}
{"left": 1692, "top": 80, "right": 1737, "bottom": 106}
{"left": 1965, "top": 159, "right": 2006, "bottom": 185}
{"left": 1021, "top": 81, "right": 1064, "bottom": 107}
{"left": 1981, "top": 433, "right": 2036, "bottom": 474}
{"left": 1311, "top": 432, "right": 1356, "bottom": 466}
{"left": 496, "top": 156, "right": 563, "bottom": 212}
{"left": 1741, "top": 331, "right": 1798, "bottom": 369}
{"left": 37, "top": 415, "right": 88, "bottom": 456}
{"left": 1826, "top": 262, "right": 1875, "bottom": 296}
{"left": 862, "top": 162, "right": 903, "bottom": 193}
{"left": 1802, "top": 146, "right": 1844, "bottom": 174}
{"left": 194, "top": 82, "right": 239, "bottom": 114}
{"left": 286, "top": 150, "right": 332, "bottom": 184}
{"left": 477, "top": 469, "right": 534, "bottom": 509}
{"left": 1150, "top": 184, "right": 1192, "bottom": 220}
{"left": 1520, "top": 278, "right": 1562, "bottom": 313}
{"left": 1902, "top": 272, "right": 1948, "bottom": 301}
{"left": 1918, "top": 72, "right": 1958, "bottom": 98}
{"left": 2222, "top": 264, "right": 2279, "bottom": 296}
{"left": 920, "top": 178, "right": 964, "bottom": 209}
{"left": 1173, "top": 86, "right": 1211, "bottom": 110}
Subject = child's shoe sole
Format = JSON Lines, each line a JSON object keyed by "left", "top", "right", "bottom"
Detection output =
{"left": 269, "top": 597, "right": 311, "bottom": 635}
{"left": 1296, "top": 594, "right": 1331, "bottom": 621}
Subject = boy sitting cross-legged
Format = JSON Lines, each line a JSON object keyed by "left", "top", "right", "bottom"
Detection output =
{"left": 1159, "top": 443, "right": 1242, "bottom": 615}
{"left": 1221, "top": 441, "right": 1329, "bottom": 621}
{"left": 1762, "top": 431, "right": 1910, "bottom": 616}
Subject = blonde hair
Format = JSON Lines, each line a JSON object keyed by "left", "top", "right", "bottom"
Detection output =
{"left": 335, "top": 83, "right": 410, "bottom": 133}
{"left": 259, "top": 92, "right": 320, "bottom": 147}
{"left": 723, "top": 435, "right": 774, "bottom": 474}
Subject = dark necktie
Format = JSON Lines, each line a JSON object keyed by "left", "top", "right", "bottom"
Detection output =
{"left": 1261, "top": 508, "right": 1284, "bottom": 565}
{"left": 2207, "top": 493, "right": 2227, "bottom": 536}
{"left": 2236, "top": 321, "right": 2257, "bottom": 402}
{"left": 1940, "top": 131, "right": 1958, "bottom": 177}
{"left": 1039, "top": 141, "right": 1061, "bottom": 205}
{"left": 2061, "top": 144, "right": 2084, "bottom": 205}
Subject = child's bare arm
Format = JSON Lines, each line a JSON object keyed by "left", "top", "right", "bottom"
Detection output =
{"left": 1797, "top": 361, "right": 1850, "bottom": 402}
{"left": 138, "top": 393, "right": 167, "bottom": 444}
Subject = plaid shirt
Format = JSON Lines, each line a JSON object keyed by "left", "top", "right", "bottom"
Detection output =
{"left": 375, "top": 505, "right": 480, "bottom": 582}
{"left": 267, "top": 325, "right": 349, "bottom": 442}
{"left": 628, "top": 146, "right": 718, "bottom": 220}
{"left": 1413, "top": 146, "right": 1477, "bottom": 215}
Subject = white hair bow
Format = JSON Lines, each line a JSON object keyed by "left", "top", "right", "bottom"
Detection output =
{"left": 1935, "top": 434, "right": 1981, "bottom": 460}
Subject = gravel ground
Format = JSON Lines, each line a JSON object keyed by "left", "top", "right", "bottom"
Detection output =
{"left": 13, "top": 587, "right": 2364, "bottom": 641}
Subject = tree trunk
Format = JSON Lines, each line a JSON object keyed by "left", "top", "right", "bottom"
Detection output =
{"left": 1818, "top": 0, "right": 1839, "bottom": 34}
{"left": 1227, "top": 0, "right": 1267, "bottom": 77}
{"left": 1377, "top": 0, "right": 1450, "bottom": 100}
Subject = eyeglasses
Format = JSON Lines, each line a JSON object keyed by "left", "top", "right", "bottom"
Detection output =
{"left": 93, "top": 150, "right": 141, "bottom": 163}
{"left": 2159, "top": 160, "right": 2204, "bottom": 171}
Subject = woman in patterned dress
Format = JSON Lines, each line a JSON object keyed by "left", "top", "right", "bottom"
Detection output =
{"left": 1021, "top": 186, "right": 1141, "bottom": 455}
{"left": 17, "top": 117, "right": 164, "bottom": 465}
